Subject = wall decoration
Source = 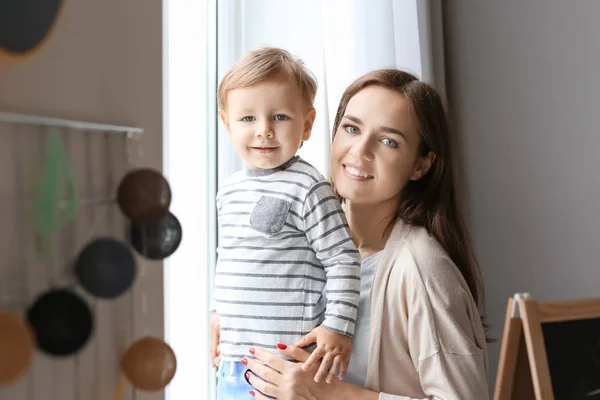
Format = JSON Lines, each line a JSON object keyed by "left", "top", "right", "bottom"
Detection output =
{"left": 121, "top": 336, "right": 177, "bottom": 391}
{"left": 0, "top": 111, "right": 182, "bottom": 400}
{"left": 129, "top": 212, "right": 182, "bottom": 260}
{"left": 26, "top": 288, "right": 93, "bottom": 356}
{"left": 75, "top": 237, "right": 136, "bottom": 299}
{"left": 33, "top": 129, "right": 78, "bottom": 258}
{"left": 117, "top": 168, "right": 172, "bottom": 222}
{"left": 0, "top": 0, "right": 63, "bottom": 57}
{"left": 0, "top": 310, "right": 35, "bottom": 385}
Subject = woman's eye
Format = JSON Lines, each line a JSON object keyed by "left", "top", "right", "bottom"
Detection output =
{"left": 381, "top": 138, "right": 398, "bottom": 148}
{"left": 241, "top": 116, "right": 255, "bottom": 122}
{"left": 273, "top": 114, "right": 288, "bottom": 121}
{"left": 343, "top": 124, "right": 359, "bottom": 134}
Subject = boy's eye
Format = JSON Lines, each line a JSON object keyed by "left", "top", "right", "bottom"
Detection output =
{"left": 241, "top": 116, "right": 255, "bottom": 122}
{"left": 273, "top": 114, "right": 288, "bottom": 121}
{"left": 343, "top": 124, "right": 359, "bottom": 134}
{"left": 381, "top": 138, "right": 398, "bottom": 148}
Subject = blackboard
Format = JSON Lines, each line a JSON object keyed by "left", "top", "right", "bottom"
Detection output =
{"left": 542, "top": 318, "right": 600, "bottom": 399}
{"left": 0, "top": 0, "right": 63, "bottom": 55}
{"left": 494, "top": 294, "right": 600, "bottom": 400}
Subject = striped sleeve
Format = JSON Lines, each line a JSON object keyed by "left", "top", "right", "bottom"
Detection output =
{"left": 302, "top": 181, "right": 361, "bottom": 337}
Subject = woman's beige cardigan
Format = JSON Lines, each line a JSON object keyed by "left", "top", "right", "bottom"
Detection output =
{"left": 364, "top": 219, "right": 489, "bottom": 400}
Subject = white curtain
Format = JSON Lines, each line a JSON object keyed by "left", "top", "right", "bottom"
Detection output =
{"left": 217, "top": 0, "right": 446, "bottom": 181}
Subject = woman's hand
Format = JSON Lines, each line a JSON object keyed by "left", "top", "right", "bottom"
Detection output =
{"left": 245, "top": 345, "right": 325, "bottom": 400}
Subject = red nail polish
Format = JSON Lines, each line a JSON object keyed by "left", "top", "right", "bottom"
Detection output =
{"left": 241, "top": 358, "right": 248, "bottom": 366}
{"left": 245, "top": 371, "right": 250, "bottom": 381}
{"left": 249, "top": 390, "right": 255, "bottom": 397}
{"left": 249, "top": 347, "right": 255, "bottom": 355}
{"left": 277, "top": 343, "right": 287, "bottom": 350}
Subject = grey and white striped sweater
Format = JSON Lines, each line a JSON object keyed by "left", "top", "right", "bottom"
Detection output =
{"left": 213, "top": 156, "right": 361, "bottom": 361}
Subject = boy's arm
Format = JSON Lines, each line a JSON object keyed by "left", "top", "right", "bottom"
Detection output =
{"left": 301, "top": 181, "right": 361, "bottom": 337}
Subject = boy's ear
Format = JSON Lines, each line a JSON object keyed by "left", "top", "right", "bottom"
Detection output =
{"left": 303, "top": 108, "right": 316, "bottom": 141}
{"left": 219, "top": 110, "right": 231, "bottom": 138}
{"left": 219, "top": 110, "right": 230, "bottom": 129}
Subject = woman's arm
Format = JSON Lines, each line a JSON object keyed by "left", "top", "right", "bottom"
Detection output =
{"left": 245, "top": 346, "right": 378, "bottom": 400}
{"left": 312, "top": 376, "right": 379, "bottom": 400}
{"left": 245, "top": 346, "right": 441, "bottom": 400}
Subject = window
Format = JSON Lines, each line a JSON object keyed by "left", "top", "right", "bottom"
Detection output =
{"left": 163, "top": 1, "right": 434, "bottom": 398}
{"left": 163, "top": 0, "right": 217, "bottom": 399}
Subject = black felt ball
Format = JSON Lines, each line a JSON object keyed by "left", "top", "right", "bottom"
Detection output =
{"left": 75, "top": 238, "right": 136, "bottom": 299}
{"left": 129, "top": 212, "right": 182, "bottom": 260}
{"left": 27, "top": 289, "right": 93, "bottom": 357}
{"left": 0, "top": 0, "right": 63, "bottom": 54}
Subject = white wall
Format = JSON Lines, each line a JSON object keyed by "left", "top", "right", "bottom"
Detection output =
{"left": 443, "top": 0, "right": 600, "bottom": 392}
{"left": 0, "top": 1, "right": 164, "bottom": 399}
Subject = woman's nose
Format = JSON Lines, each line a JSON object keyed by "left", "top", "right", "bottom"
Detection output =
{"left": 349, "top": 138, "right": 373, "bottom": 161}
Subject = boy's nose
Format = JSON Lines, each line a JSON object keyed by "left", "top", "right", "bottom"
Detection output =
{"left": 255, "top": 123, "right": 274, "bottom": 138}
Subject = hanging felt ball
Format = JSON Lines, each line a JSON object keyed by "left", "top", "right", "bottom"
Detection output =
{"left": 121, "top": 336, "right": 177, "bottom": 391}
{"left": 27, "top": 289, "right": 93, "bottom": 356}
{"left": 129, "top": 212, "right": 182, "bottom": 260}
{"left": 0, "top": 310, "right": 35, "bottom": 385}
{"left": 117, "top": 169, "right": 171, "bottom": 222}
{"left": 75, "top": 238, "right": 136, "bottom": 299}
{"left": 0, "top": 0, "right": 63, "bottom": 56}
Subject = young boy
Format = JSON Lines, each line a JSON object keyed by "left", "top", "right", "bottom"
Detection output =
{"left": 211, "top": 47, "right": 360, "bottom": 399}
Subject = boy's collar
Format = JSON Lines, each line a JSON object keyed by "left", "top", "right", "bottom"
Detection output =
{"left": 244, "top": 156, "right": 300, "bottom": 177}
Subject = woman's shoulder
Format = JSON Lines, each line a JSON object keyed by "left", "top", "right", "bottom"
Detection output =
{"left": 384, "top": 220, "right": 487, "bottom": 357}
{"left": 387, "top": 220, "right": 451, "bottom": 271}
{"left": 386, "top": 220, "right": 471, "bottom": 297}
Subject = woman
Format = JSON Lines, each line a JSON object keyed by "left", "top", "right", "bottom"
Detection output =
{"left": 217, "top": 69, "right": 490, "bottom": 399}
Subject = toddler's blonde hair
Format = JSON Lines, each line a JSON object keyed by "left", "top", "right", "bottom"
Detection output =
{"left": 218, "top": 47, "right": 317, "bottom": 111}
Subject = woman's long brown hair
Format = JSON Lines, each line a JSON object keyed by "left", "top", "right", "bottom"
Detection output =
{"left": 332, "top": 69, "right": 492, "bottom": 341}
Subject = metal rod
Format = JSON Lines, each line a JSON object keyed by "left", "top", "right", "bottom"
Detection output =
{"left": 0, "top": 112, "right": 143, "bottom": 135}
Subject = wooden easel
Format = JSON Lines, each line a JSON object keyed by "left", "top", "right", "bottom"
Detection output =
{"left": 494, "top": 293, "right": 600, "bottom": 400}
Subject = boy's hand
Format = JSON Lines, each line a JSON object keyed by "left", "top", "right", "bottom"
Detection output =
{"left": 294, "top": 326, "right": 352, "bottom": 383}
{"left": 210, "top": 312, "right": 221, "bottom": 368}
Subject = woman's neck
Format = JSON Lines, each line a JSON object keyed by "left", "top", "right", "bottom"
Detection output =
{"left": 345, "top": 198, "right": 398, "bottom": 259}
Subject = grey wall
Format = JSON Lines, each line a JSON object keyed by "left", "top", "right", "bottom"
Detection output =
{"left": 443, "top": 0, "right": 600, "bottom": 392}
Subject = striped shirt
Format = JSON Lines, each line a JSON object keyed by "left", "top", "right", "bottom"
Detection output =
{"left": 213, "top": 156, "right": 361, "bottom": 361}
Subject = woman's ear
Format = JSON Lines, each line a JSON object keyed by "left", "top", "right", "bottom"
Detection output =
{"left": 410, "top": 151, "right": 436, "bottom": 181}
{"left": 303, "top": 108, "right": 317, "bottom": 141}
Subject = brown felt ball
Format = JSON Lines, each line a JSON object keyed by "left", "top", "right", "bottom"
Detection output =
{"left": 0, "top": 310, "right": 34, "bottom": 386}
{"left": 121, "top": 336, "right": 177, "bottom": 391}
{"left": 117, "top": 169, "right": 171, "bottom": 222}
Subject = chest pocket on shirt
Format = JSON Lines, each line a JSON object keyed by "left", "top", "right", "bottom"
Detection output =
{"left": 250, "top": 196, "right": 291, "bottom": 235}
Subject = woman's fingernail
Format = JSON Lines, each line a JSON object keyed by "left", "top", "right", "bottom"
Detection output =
{"left": 245, "top": 371, "right": 250, "bottom": 382}
{"left": 277, "top": 343, "right": 287, "bottom": 350}
{"left": 249, "top": 347, "right": 255, "bottom": 355}
{"left": 241, "top": 358, "right": 248, "bottom": 366}
{"left": 249, "top": 390, "right": 255, "bottom": 397}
